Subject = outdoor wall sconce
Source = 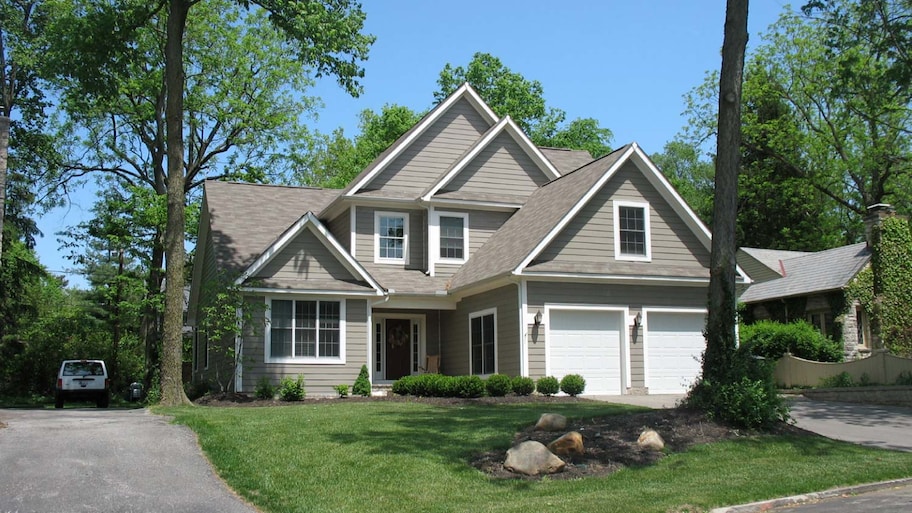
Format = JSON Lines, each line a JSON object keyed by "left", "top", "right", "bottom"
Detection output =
{"left": 633, "top": 312, "right": 642, "bottom": 329}
{"left": 533, "top": 310, "right": 543, "bottom": 328}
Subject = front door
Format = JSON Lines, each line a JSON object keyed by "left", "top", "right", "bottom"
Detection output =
{"left": 385, "top": 318, "right": 412, "bottom": 380}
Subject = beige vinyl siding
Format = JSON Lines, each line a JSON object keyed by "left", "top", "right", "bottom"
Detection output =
{"left": 440, "top": 284, "right": 520, "bottom": 376}
{"left": 241, "top": 297, "right": 369, "bottom": 396}
{"left": 367, "top": 98, "right": 491, "bottom": 191}
{"left": 252, "top": 229, "right": 358, "bottom": 288}
{"left": 737, "top": 253, "right": 782, "bottom": 283}
{"left": 442, "top": 133, "right": 549, "bottom": 195}
{"left": 326, "top": 208, "right": 351, "bottom": 252}
{"left": 537, "top": 161, "right": 710, "bottom": 268}
{"left": 526, "top": 282, "right": 706, "bottom": 388}
{"left": 434, "top": 209, "right": 514, "bottom": 279}
{"left": 354, "top": 206, "right": 426, "bottom": 270}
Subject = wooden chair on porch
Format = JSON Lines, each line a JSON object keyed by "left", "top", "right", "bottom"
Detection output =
{"left": 420, "top": 354, "right": 440, "bottom": 374}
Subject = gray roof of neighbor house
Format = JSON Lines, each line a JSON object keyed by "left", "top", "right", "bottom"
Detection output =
{"left": 448, "top": 145, "right": 630, "bottom": 290}
{"left": 204, "top": 181, "right": 341, "bottom": 273}
{"left": 538, "top": 147, "right": 594, "bottom": 173}
{"left": 739, "top": 242, "right": 870, "bottom": 303}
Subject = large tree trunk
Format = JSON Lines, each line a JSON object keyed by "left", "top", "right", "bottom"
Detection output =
{"left": 160, "top": 0, "right": 192, "bottom": 406}
{"left": 704, "top": 0, "right": 749, "bottom": 383}
{"left": 0, "top": 115, "right": 9, "bottom": 267}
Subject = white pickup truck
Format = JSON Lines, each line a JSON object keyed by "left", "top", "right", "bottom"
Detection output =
{"left": 55, "top": 360, "right": 110, "bottom": 408}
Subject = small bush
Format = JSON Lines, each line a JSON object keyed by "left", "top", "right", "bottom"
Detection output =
{"left": 896, "top": 371, "right": 912, "bottom": 386}
{"left": 334, "top": 384, "right": 349, "bottom": 397}
{"left": 453, "top": 375, "right": 486, "bottom": 398}
{"left": 352, "top": 365, "right": 372, "bottom": 397}
{"left": 254, "top": 376, "right": 276, "bottom": 400}
{"left": 536, "top": 376, "right": 560, "bottom": 396}
{"left": 485, "top": 374, "right": 513, "bottom": 397}
{"left": 391, "top": 375, "right": 417, "bottom": 396}
{"left": 511, "top": 376, "right": 535, "bottom": 396}
{"left": 184, "top": 380, "right": 212, "bottom": 401}
{"left": 819, "top": 371, "right": 855, "bottom": 388}
{"left": 560, "top": 374, "right": 586, "bottom": 396}
{"left": 740, "top": 320, "right": 843, "bottom": 362}
{"left": 278, "top": 375, "right": 306, "bottom": 401}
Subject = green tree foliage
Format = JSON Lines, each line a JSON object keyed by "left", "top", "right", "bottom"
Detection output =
{"left": 435, "top": 52, "right": 613, "bottom": 157}
{"left": 651, "top": 140, "right": 715, "bottom": 224}
{"left": 302, "top": 104, "right": 422, "bottom": 188}
{"left": 740, "top": 320, "right": 844, "bottom": 362}
{"left": 847, "top": 215, "right": 912, "bottom": 356}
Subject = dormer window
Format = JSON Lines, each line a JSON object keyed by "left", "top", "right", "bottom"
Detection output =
{"left": 375, "top": 212, "right": 409, "bottom": 264}
{"left": 614, "top": 201, "right": 651, "bottom": 261}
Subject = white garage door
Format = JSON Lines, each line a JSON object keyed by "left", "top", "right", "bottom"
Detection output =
{"left": 645, "top": 311, "right": 706, "bottom": 394}
{"left": 549, "top": 310, "right": 623, "bottom": 395}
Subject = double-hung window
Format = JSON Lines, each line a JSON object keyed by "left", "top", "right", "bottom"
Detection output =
{"left": 614, "top": 201, "right": 651, "bottom": 261}
{"left": 375, "top": 212, "right": 408, "bottom": 263}
{"left": 268, "top": 299, "right": 343, "bottom": 362}
{"left": 470, "top": 309, "right": 496, "bottom": 375}
{"left": 439, "top": 213, "right": 467, "bottom": 261}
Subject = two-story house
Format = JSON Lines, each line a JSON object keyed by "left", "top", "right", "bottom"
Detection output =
{"left": 188, "top": 84, "right": 745, "bottom": 396}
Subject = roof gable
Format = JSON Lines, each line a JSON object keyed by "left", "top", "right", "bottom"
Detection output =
{"left": 236, "top": 211, "right": 383, "bottom": 294}
{"left": 341, "top": 83, "right": 498, "bottom": 197}
{"left": 448, "top": 143, "right": 749, "bottom": 291}
{"left": 420, "top": 116, "right": 560, "bottom": 203}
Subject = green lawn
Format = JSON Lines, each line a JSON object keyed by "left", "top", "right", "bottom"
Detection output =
{"left": 161, "top": 400, "right": 912, "bottom": 513}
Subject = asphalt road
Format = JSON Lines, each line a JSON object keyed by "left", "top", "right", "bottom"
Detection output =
{"left": 0, "top": 408, "right": 258, "bottom": 513}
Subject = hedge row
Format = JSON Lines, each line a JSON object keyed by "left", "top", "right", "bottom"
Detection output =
{"left": 740, "top": 320, "right": 843, "bottom": 362}
{"left": 391, "top": 373, "right": 586, "bottom": 398}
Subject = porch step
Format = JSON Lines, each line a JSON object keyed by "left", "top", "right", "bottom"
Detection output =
{"left": 371, "top": 384, "right": 392, "bottom": 397}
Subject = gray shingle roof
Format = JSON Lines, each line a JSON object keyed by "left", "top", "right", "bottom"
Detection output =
{"left": 739, "top": 242, "right": 870, "bottom": 303}
{"left": 448, "top": 146, "right": 630, "bottom": 290}
{"left": 204, "top": 181, "right": 340, "bottom": 274}
{"left": 539, "top": 147, "right": 594, "bottom": 173}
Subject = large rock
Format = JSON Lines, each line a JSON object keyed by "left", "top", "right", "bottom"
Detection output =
{"left": 504, "top": 441, "right": 566, "bottom": 476}
{"left": 637, "top": 428, "right": 665, "bottom": 451}
{"left": 548, "top": 431, "right": 584, "bottom": 457}
{"left": 534, "top": 413, "right": 567, "bottom": 431}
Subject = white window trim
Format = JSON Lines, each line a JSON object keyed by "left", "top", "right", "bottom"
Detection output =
{"left": 431, "top": 210, "right": 469, "bottom": 265}
{"left": 374, "top": 211, "right": 409, "bottom": 264}
{"left": 264, "top": 297, "right": 347, "bottom": 364}
{"left": 469, "top": 307, "right": 497, "bottom": 376}
{"left": 613, "top": 200, "right": 652, "bottom": 262}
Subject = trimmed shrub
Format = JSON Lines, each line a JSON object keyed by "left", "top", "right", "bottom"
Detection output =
{"left": 511, "top": 376, "right": 535, "bottom": 396}
{"left": 254, "top": 376, "right": 276, "bottom": 400}
{"left": 896, "top": 371, "right": 912, "bottom": 386}
{"left": 352, "top": 365, "right": 372, "bottom": 397}
{"left": 485, "top": 374, "right": 513, "bottom": 397}
{"left": 391, "top": 375, "right": 417, "bottom": 396}
{"left": 453, "top": 375, "right": 486, "bottom": 398}
{"left": 740, "top": 320, "right": 843, "bottom": 362}
{"left": 560, "top": 374, "right": 587, "bottom": 396}
{"left": 536, "top": 376, "right": 560, "bottom": 396}
{"left": 278, "top": 375, "right": 306, "bottom": 401}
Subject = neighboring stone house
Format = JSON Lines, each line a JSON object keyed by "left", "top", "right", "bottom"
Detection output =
{"left": 188, "top": 84, "right": 748, "bottom": 396}
{"left": 738, "top": 244, "right": 872, "bottom": 360}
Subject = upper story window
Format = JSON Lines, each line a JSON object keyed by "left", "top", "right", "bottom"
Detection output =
{"left": 375, "top": 212, "right": 409, "bottom": 264}
{"left": 614, "top": 201, "right": 651, "bottom": 261}
{"left": 267, "top": 298, "right": 344, "bottom": 363}
{"left": 439, "top": 213, "right": 468, "bottom": 261}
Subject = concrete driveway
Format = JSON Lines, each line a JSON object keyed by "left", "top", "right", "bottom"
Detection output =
{"left": 0, "top": 408, "right": 258, "bottom": 513}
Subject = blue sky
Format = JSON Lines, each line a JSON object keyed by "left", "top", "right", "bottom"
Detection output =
{"left": 35, "top": 0, "right": 792, "bottom": 288}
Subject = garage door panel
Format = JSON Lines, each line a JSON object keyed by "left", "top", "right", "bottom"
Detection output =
{"left": 646, "top": 312, "right": 705, "bottom": 394}
{"left": 549, "top": 310, "right": 623, "bottom": 395}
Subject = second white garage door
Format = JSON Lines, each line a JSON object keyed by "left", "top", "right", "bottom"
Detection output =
{"left": 549, "top": 309, "right": 623, "bottom": 395}
{"left": 645, "top": 311, "right": 706, "bottom": 394}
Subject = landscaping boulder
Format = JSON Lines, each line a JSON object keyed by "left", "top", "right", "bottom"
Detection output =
{"left": 534, "top": 413, "right": 567, "bottom": 431}
{"left": 548, "top": 431, "right": 584, "bottom": 457}
{"left": 637, "top": 428, "right": 665, "bottom": 451}
{"left": 504, "top": 441, "right": 566, "bottom": 476}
